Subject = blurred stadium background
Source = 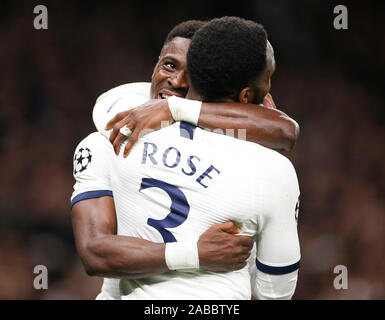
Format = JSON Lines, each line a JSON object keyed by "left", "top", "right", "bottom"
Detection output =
{"left": 0, "top": 0, "right": 384, "bottom": 299}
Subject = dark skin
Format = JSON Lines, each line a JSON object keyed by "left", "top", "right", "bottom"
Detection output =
{"left": 72, "top": 37, "right": 255, "bottom": 280}
{"left": 106, "top": 37, "right": 299, "bottom": 157}
{"left": 72, "top": 198, "right": 251, "bottom": 278}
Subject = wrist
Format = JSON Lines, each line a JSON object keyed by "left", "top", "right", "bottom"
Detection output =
{"left": 165, "top": 241, "right": 200, "bottom": 271}
{"left": 160, "top": 98, "right": 175, "bottom": 125}
{"left": 167, "top": 96, "right": 202, "bottom": 125}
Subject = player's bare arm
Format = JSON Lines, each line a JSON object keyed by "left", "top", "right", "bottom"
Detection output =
{"left": 105, "top": 95, "right": 299, "bottom": 157}
{"left": 71, "top": 197, "right": 253, "bottom": 279}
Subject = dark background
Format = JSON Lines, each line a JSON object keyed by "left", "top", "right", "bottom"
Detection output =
{"left": 0, "top": 0, "right": 384, "bottom": 299}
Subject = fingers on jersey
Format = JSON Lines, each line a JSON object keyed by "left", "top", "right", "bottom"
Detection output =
{"left": 111, "top": 121, "right": 132, "bottom": 155}
{"left": 112, "top": 132, "right": 128, "bottom": 156}
{"left": 119, "top": 126, "right": 132, "bottom": 137}
{"left": 216, "top": 220, "right": 242, "bottom": 234}
{"left": 237, "top": 235, "right": 254, "bottom": 249}
{"left": 105, "top": 110, "right": 128, "bottom": 131}
{"left": 110, "top": 122, "right": 127, "bottom": 147}
{"left": 108, "top": 114, "right": 131, "bottom": 146}
{"left": 123, "top": 126, "right": 142, "bottom": 158}
{"left": 197, "top": 222, "right": 253, "bottom": 272}
{"left": 107, "top": 111, "right": 142, "bottom": 157}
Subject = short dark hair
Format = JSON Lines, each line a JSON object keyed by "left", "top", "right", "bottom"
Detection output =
{"left": 187, "top": 16, "right": 268, "bottom": 101}
{"left": 163, "top": 20, "right": 207, "bottom": 46}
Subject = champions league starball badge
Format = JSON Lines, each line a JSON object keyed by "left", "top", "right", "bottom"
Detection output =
{"left": 74, "top": 147, "right": 92, "bottom": 175}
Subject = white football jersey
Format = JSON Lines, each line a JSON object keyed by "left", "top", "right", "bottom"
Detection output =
{"left": 72, "top": 82, "right": 301, "bottom": 299}
{"left": 72, "top": 120, "right": 300, "bottom": 299}
{"left": 92, "top": 82, "right": 151, "bottom": 137}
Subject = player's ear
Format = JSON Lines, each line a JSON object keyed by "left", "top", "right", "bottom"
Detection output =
{"left": 238, "top": 87, "right": 255, "bottom": 104}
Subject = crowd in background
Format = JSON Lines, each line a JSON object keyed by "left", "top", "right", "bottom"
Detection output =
{"left": 0, "top": 0, "right": 384, "bottom": 299}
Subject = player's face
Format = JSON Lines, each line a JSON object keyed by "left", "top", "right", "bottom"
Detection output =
{"left": 251, "top": 41, "right": 276, "bottom": 104}
{"left": 150, "top": 37, "right": 191, "bottom": 100}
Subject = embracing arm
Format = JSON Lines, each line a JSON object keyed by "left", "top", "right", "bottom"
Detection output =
{"left": 104, "top": 95, "right": 299, "bottom": 157}
{"left": 71, "top": 196, "right": 168, "bottom": 279}
{"left": 71, "top": 197, "right": 252, "bottom": 279}
{"left": 71, "top": 133, "right": 167, "bottom": 279}
{"left": 198, "top": 100, "right": 299, "bottom": 152}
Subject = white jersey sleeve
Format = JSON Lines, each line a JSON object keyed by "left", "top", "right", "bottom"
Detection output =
{"left": 92, "top": 82, "right": 151, "bottom": 138}
{"left": 250, "top": 154, "right": 301, "bottom": 300}
{"left": 71, "top": 132, "right": 121, "bottom": 300}
{"left": 71, "top": 132, "right": 114, "bottom": 208}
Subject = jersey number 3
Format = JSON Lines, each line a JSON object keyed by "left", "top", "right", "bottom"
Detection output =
{"left": 139, "top": 178, "right": 190, "bottom": 242}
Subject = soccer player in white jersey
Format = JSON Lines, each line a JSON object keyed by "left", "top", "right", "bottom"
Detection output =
{"left": 72, "top": 17, "right": 300, "bottom": 299}
{"left": 72, "top": 21, "right": 262, "bottom": 300}
{"left": 71, "top": 19, "right": 300, "bottom": 300}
